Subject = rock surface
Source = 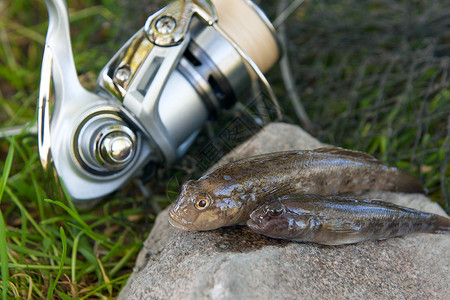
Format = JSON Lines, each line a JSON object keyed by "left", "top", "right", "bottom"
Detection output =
{"left": 119, "top": 122, "right": 449, "bottom": 299}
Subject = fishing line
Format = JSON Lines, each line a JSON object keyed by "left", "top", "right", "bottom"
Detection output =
{"left": 273, "top": 0, "right": 306, "bottom": 29}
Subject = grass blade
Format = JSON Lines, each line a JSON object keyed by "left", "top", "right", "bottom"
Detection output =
{"left": 44, "top": 199, "right": 112, "bottom": 247}
{"left": 46, "top": 227, "right": 67, "bottom": 300}
{"left": 0, "top": 138, "right": 14, "bottom": 204}
{"left": 0, "top": 139, "right": 14, "bottom": 299}
{"left": 109, "top": 243, "right": 140, "bottom": 277}
{"left": 71, "top": 232, "right": 84, "bottom": 283}
{"left": 0, "top": 212, "right": 9, "bottom": 299}
{"left": 6, "top": 187, "right": 48, "bottom": 238}
{"left": 81, "top": 274, "right": 130, "bottom": 300}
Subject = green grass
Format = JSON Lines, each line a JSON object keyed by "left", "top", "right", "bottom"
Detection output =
{"left": 0, "top": 136, "right": 153, "bottom": 298}
{"left": 1, "top": 0, "right": 449, "bottom": 298}
{"left": 0, "top": 0, "right": 158, "bottom": 298}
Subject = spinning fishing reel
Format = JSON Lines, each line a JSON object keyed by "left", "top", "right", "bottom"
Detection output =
{"left": 38, "top": 0, "right": 280, "bottom": 205}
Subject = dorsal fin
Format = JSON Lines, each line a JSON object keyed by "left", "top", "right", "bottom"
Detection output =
{"left": 312, "top": 147, "right": 381, "bottom": 163}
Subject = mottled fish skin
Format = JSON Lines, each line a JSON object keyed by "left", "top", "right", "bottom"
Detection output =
{"left": 247, "top": 194, "right": 450, "bottom": 245}
{"left": 169, "top": 147, "right": 424, "bottom": 231}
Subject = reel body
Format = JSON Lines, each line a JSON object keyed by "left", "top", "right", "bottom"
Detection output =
{"left": 38, "top": 0, "right": 279, "bottom": 204}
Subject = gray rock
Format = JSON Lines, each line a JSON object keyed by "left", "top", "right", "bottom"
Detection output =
{"left": 119, "top": 122, "right": 449, "bottom": 300}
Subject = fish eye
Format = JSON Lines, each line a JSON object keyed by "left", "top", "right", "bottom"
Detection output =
{"left": 268, "top": 206, "right": 284, "bottom": 216}
{"left": 195, "top": 197, "right": 210, "bottom": 210}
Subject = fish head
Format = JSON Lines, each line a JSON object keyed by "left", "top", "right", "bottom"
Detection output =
{"left": 247, "top": 199, "right": 310, "bottom": 240}
{"left": 247, "top": 200, "right": 289, "bottom": 237}
{"left": 168, "top": 180, "right": 242, "bottom": 231}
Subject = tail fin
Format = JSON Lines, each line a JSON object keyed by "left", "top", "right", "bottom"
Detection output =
{"left": 392, "top": 169, "right": 425, "bottom": 194}
{"left": 436, "top": 215, "right": 450, "bottom": 233}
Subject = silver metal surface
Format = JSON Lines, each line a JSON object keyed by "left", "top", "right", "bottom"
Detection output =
{"left": 38, "top": 45, "right": 53, "bottom": 170}
{"left": 122, "top": 37, "right": 190, "bottom": 164}
{"left": 114, "top": 66, "right": 132, "bottom": 82}
{"left": 189, "top": 20, "right": 252, "bottom": 106}
{"left": 158, "top": 69, "right": 209, "bottom": 149}
{"left": 100, "top": 131, "right": 135, "bottom": 164}
{"left": 155, "top": 16, "right": 177, "bottom": 34}
{"left": 74, "top": 111, "right": 138, "bottom": 173}
{"left": 145, "top": 0, "right": 217, "bottom": 46}
{"left": 98, "top": 29, "right": 154, "bottom": 101}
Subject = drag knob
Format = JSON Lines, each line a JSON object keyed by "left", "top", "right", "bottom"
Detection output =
{"left": 99, "top": 129, "right": 136, "bottom": 168}
{"left": 74, "top": 112, "right": 137, "bottom": 175}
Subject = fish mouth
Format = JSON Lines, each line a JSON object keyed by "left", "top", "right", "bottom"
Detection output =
{"left": 168, "top": 210, "right": 191, "bottom": 231}
{"left": 246, "top": 217, "right": 262, "bottom": 231}
{"left": 247, "top": 209, "right": 264, "bottom": 229}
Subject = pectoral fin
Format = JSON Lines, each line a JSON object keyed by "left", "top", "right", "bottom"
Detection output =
{"left": 263, "top": 182, "right": 297, "bottom": 199}
{"left": 322, "top": 219, "right": 362, "bottom": 234}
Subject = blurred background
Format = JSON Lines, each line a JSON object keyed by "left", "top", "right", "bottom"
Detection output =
{"left": 0, "top": 0, "right": 449, "bottom": 298}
